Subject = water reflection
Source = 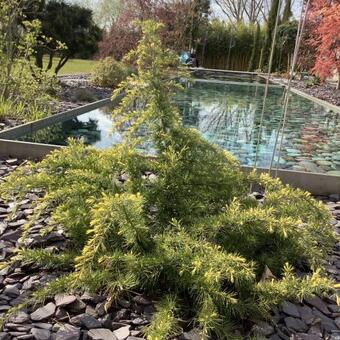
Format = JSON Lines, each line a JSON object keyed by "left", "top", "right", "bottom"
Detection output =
{"left": 177, "top": 80, "right": 340, "bottom": 174}
{"left": 20, "top": 116, "right": 101, "bottom": 146}
{"left": 20, "top": 79, "right": 340, "bottom": 175}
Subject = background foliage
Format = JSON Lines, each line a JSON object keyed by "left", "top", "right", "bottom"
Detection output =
{"left": 30, "top": 0, "right": 102, "bottom": 74}
{"left": 197, "top": 20, "right": 261, "bottom": 71}
{"left": 0, "top": 0, "right": 58, "bottom": 122}
{"left": 90, "top": 57, "right": 132, "bottom": 88}
{"left": 95, "top": 0, "right": 298, "bottom": 73}
{"left": 1, "top": 21, "right": 337, "bottom": 339}
{"left": 304, "top": 0, "right": 340, "bottom": 89}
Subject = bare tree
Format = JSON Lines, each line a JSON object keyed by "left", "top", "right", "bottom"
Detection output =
{"left": 214, "top": 0, "right": 268, "bottom": 23}
{"left": 244, "top": 0, "right": 266, "bottom": 22}
{"left": 69, "top": 0, "right": 123, "bottom": 28}
{"left": 215, "top": 0, "right": 246, "bottom": 21}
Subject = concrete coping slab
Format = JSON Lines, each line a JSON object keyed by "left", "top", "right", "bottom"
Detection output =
{"left": 0, "top": 98, "right": 112, "bottom": 140}
{"left": 0, "top": 137, "right": 339, "bottom": 195}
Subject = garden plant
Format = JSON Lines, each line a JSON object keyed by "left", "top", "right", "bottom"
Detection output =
{"left": 90, "top": 57, "right": 132, "bottom": 88}
{"left": 0, "top": 1, "right": 58, "bottom": 122}
{"left": 0, "top": 21, "right": 337, "bottom": 339}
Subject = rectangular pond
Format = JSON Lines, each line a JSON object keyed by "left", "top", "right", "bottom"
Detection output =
{"left": 8, "top": 77, "right": 340, "bottom": 175}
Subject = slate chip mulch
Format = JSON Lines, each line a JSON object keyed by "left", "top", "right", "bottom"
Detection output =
{"left": 0, "top": 159, "right": 339, "bottom": 339}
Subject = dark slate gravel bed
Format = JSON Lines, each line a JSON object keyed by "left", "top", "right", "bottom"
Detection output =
{"left": 0, "top": 119, "right": 21, "bottom": 133}
{"left": 0, "top": 159, "right": 339, "bottom": 340}
{"left": 251, "top": 193, "right": 340, "bottom": 340}
{"left": 56, "top": 74, "right": 111, "bottom": 113}
{"left": 272, "top": 77, "right": 340, "bottom": 107}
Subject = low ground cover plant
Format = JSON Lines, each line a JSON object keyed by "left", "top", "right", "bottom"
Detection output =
{"left": 0, "top": 21, "right": 337, "bottom": 339}
{"left": 90, "top": 57, "right": 132, "bottom": 88}
{"left": 71, "top": 88, "right": 98, "bottom": 103}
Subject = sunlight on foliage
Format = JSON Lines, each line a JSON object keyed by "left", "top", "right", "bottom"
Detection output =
{"left": 90, "top": 57, "right": 132, "bottom": 88}
{"left": 144, "top": 295, "right": 180, "bottom": 340}
{"left": 0, "top": 20, "right": 337, "bottom": 338}
{"left": 0, "top": 1, "right": 58, "bottom": 122}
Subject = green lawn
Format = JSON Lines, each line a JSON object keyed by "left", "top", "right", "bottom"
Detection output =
{"left": 43, "top": 56, "right": 98, "bottom": 75}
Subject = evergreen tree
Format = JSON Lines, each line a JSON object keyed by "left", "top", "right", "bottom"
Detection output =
{"left": 29, "top": 1, "right": 102, "bottom": 73}
{"left": 276, "top": 20, "right": 298, "bottom": 72}
{"left": 188, "top": 0, "right": 211, "bottom": 50}
{"left": 282, "top": 0, "right": 292, "bottom": 23}
{"left": 248, "top": 24, "right": 261, "bottom": 71}
{"left": 260, "top": 0, "right": 280, "bottom": 70}
{"left": 0, "top": 20, "right": 336, "bottom": 339}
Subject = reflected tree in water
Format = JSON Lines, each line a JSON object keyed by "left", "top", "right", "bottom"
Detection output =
{"left": 20, "top": 118, "right": 101, "bottom": 146}
{"left": 175, "top": 80, "right": 340, "bottom": 170}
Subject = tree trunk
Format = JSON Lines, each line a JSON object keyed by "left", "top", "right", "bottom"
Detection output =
{"left": 54, "top": 54, "right": 69, "bottom": 74}
{"left": 35, "top": 48, "right": 43, "bottom": 69}
{"left": 46, "top": 52, "right": 54, "bottom": 71}
{"left": 258, "top": 47, "right": 264, "bottom": 70}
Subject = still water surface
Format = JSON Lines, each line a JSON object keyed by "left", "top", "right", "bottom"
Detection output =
{"left": 19, "top": 79, "right": 340, "bottom": 175}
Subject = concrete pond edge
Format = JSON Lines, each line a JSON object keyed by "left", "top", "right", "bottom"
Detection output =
{"left": 0, "top": 70, "right": 339, "bottom": 196}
